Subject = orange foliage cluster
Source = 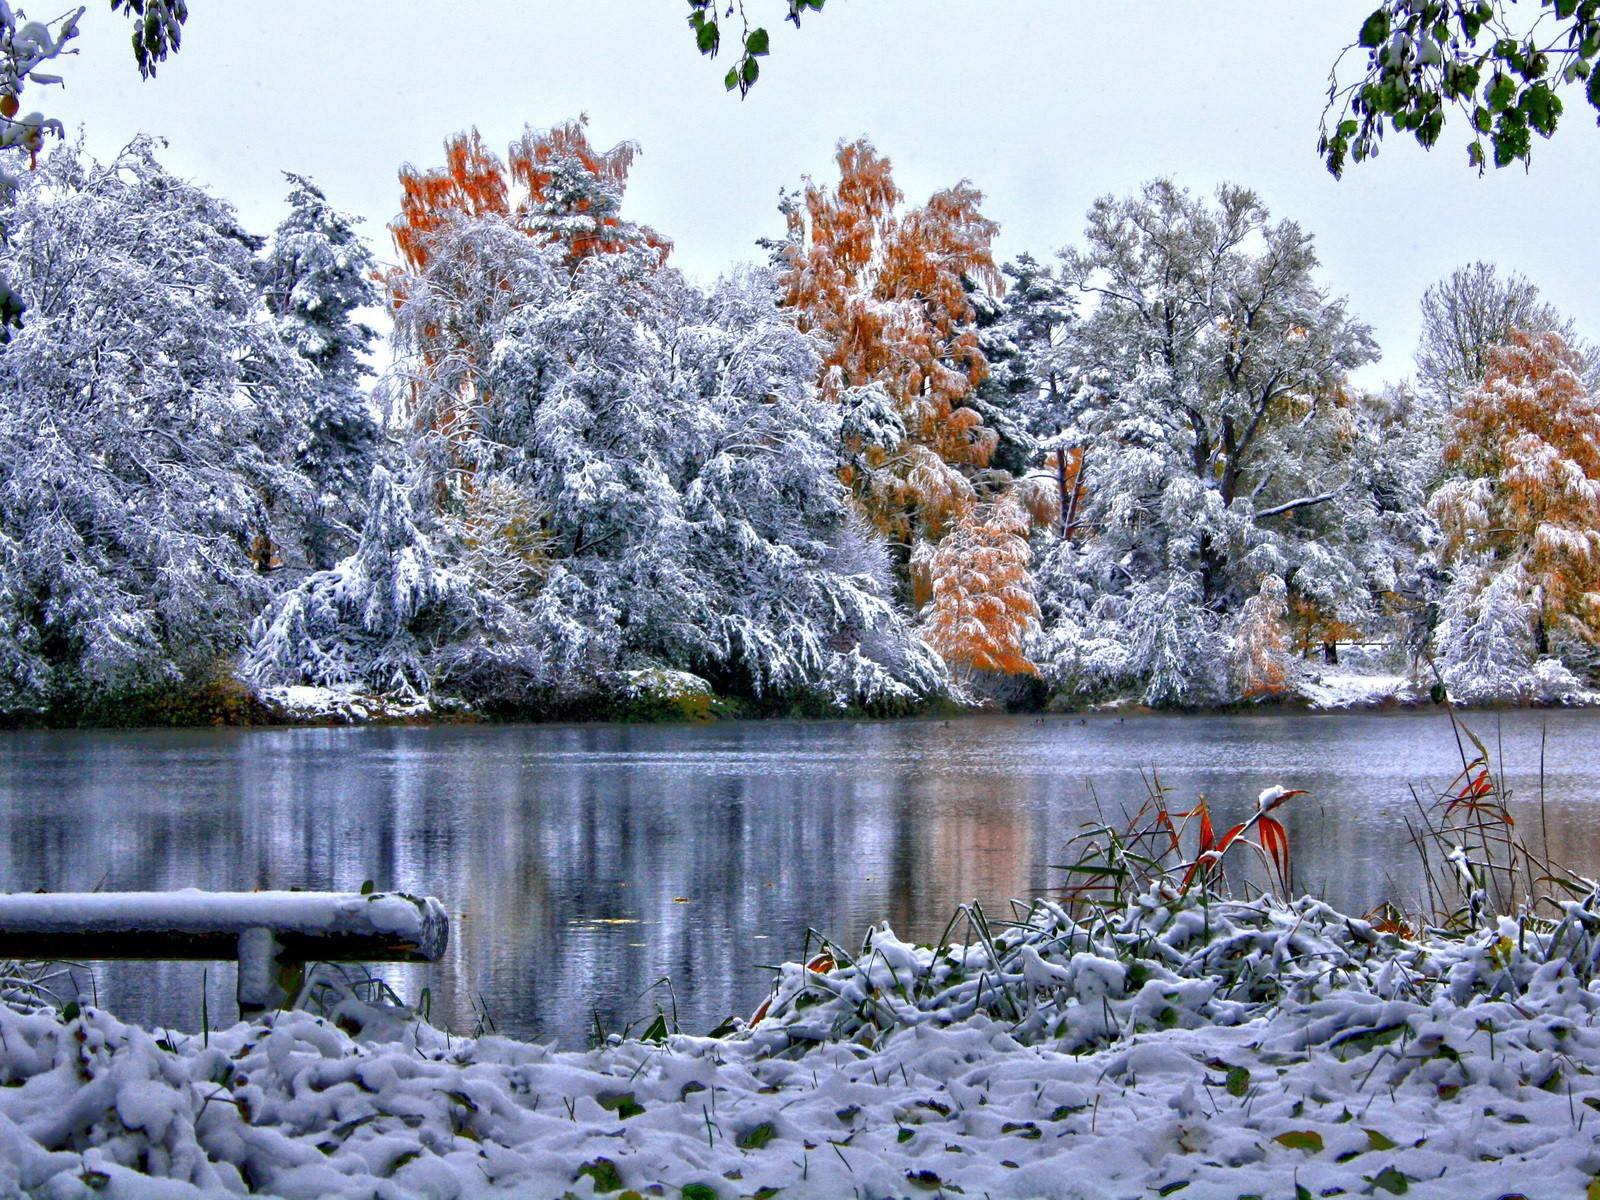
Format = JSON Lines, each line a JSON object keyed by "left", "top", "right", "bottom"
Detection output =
{"left": 1433, "top": 330, "right": 1600, "bottom": 646}
{"left": 390, "top": 117, "right": 667, "bottom": 275}
{"left": 914, "top": 495, "right": 1040, "bottom": 678}
{"left": 777, "top": 139, "right": 1001, "bottom": 543}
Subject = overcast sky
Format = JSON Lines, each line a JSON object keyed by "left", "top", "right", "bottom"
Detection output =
{"left": 46, "top": 1, "right": 1600, "bottom": 388}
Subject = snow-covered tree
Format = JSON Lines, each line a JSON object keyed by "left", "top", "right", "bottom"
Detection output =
{"left": 262, "top": 173, "right": 381, "bottom": 567}
{"left": 1231, "top": 573, "right": 1297, "bottom": 699}
{"left": 1032, "top": 180, "right": 1379, "bottom": 704}
{"left": 0, "top": 139, "right": 316, "bottom": 713}
{"left": 243, "top": 467, "right": 476, "bottom": 700}
{"left": 914, "top": 494, "right": 1040, "bottom": 681}
{"left": 387, "top": 163, "right": 945, "bottom": 714}
{"left": 388, "top": 120, "right": 668, "bottom": 510}
{"left": 1418, "top": 262, "right": 1598, "bottom": 403}
{"left": 970, "top": 253, "right": 1081, "bottom": 480}
{"left": 1431, "top": 330, "right": 1600, "bottom": 676}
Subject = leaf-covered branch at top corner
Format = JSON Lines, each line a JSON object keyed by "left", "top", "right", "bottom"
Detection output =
{"left": 687, "top": 0, "right": 824, "bottom": 96}
{"left": 1322, "top": 0, "right": 1600, "bottom": 175}
{"left": 108, "top": 0, "right": 188, "bottom": 78}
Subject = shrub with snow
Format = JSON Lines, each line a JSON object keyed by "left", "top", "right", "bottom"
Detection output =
{"left": 243, "top": 468, "right": 476, "bottom": 701}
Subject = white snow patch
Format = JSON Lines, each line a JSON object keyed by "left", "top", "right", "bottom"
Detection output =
{"left": 1298, "top": 672, "right": 1413, "bottom": 709}
{"left": 255, "top": 684, "right": 433, "bottom": 724}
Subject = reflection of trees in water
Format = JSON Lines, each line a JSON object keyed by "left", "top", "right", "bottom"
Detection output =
{"left": 4, "top": 714, "right": 1600, "bottom": 1044}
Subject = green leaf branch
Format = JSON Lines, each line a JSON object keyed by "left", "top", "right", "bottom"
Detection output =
{"left": 1323, "top": 0, "right": 1600, "bottom": 174}
{"left": 686, "top": 0, "right": 825, "bottom": 96}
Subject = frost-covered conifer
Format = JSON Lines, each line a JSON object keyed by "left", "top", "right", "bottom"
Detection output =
{"left": 1432, "top": 562, "right": 1555, "bottom": 703}
{"left": 970, "top": 253, "right": 1080, "bottom": 479}
{"left": 244, "top": 467, "right": 476, "bottom": 699}
{"left": 0, "top": 139, "right": 315, "bottom": 713}
{"left": 263, "top": 173, "right": 381, "bottom": 567}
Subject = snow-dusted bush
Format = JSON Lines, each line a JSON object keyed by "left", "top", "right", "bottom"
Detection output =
{"left": 1435, "top": 560, "right": 1585, "bottom": 704}
{"left": 0, "top": 140, "right": 318, "bottom": 714}
{"left": 243, "top": 468, "right": 476, "bottom": 700}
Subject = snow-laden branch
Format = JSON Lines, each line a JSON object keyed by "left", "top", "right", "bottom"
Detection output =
{"left": 1254, "top": 490, "right": 1339, "bottom": 519}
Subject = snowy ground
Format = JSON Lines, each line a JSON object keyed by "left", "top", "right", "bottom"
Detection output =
{"left": 1297, "top": 673, "right": 1414, "bottom": 710}
{"left": 4, "top": 889, "right": 1600, "bottom": 1199}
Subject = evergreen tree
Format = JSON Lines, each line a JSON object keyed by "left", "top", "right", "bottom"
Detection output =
{"left": 970, "top": 253, "right": 1080, "bottom": 479}
{"left": 262, "top": 173, "right": 381, "bottom": 567}
{"left": 244, "top": 467, "right": 476, "bottom": 699}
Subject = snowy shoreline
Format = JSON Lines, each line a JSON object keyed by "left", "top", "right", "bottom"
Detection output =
{"left": 6, "top": 887, "right": 1600, "bottom": 1198}
{"left": 241, "top": 676, "right": 1599, "bottom": 730}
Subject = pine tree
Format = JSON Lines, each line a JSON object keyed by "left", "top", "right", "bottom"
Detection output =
{"left": 262, "top": 173, "right": 381, "bottom": 567}
{"left": 971, "top": 253, "right": 1080, "bottom": 478}
{"left": 244, "top": 467, "right": 477, "bottom": 700}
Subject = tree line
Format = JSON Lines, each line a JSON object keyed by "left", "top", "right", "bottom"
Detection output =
{"left": 0, "top": 122, "right": 1593, "bottom": 723}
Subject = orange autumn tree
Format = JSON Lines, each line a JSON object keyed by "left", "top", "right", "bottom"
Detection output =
{"left": 388, "top": 118, "right": 667, "bottom": 507}
{"left": 914, "top": 493, "right": 1041, "bottom": 679}
{"left": 1431, "top": 329, "right": 1600, "bottom": 656}
{"left": 777, "top": 138, "right": 1002, "bottom": 546}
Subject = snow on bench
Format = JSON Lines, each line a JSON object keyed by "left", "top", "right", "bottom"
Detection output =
{"left": 0, "top": 889, "right": 448, "bottom": 1015}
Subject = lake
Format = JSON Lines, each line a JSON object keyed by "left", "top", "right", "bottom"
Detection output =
{"left": 0, "top": 708, "right": 1597, "bottom": 1046}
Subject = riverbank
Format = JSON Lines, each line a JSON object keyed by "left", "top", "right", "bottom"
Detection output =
{"left": 3, "top": 657, "right": 1596, "bottom": 729}
{"left": 5, "top": 887, "right": 1599, "bottom": 1199}
{"left": 249, "top": 670, "right": 1593, "bottom": 728}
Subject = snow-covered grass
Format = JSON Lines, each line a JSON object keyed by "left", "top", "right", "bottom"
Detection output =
{"left": 5, "top": 881, "right": 1600, "bottom": 1199}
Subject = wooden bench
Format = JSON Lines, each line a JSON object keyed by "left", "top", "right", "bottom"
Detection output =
{"left": 0, "top": 890, "right": 448, "bottom": 1016}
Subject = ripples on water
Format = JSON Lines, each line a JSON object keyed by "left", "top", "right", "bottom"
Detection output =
{"left": 0, "top": 709, "right": 1597, "bottom": 1045}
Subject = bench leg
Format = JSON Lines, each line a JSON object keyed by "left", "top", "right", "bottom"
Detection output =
{"left": 237, "top": 927, "right": 295, "bottom": 1016}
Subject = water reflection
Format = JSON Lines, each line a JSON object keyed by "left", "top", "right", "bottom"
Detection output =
{"left": 0, "top": 710, "right": 1597, "bottom": 1046}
